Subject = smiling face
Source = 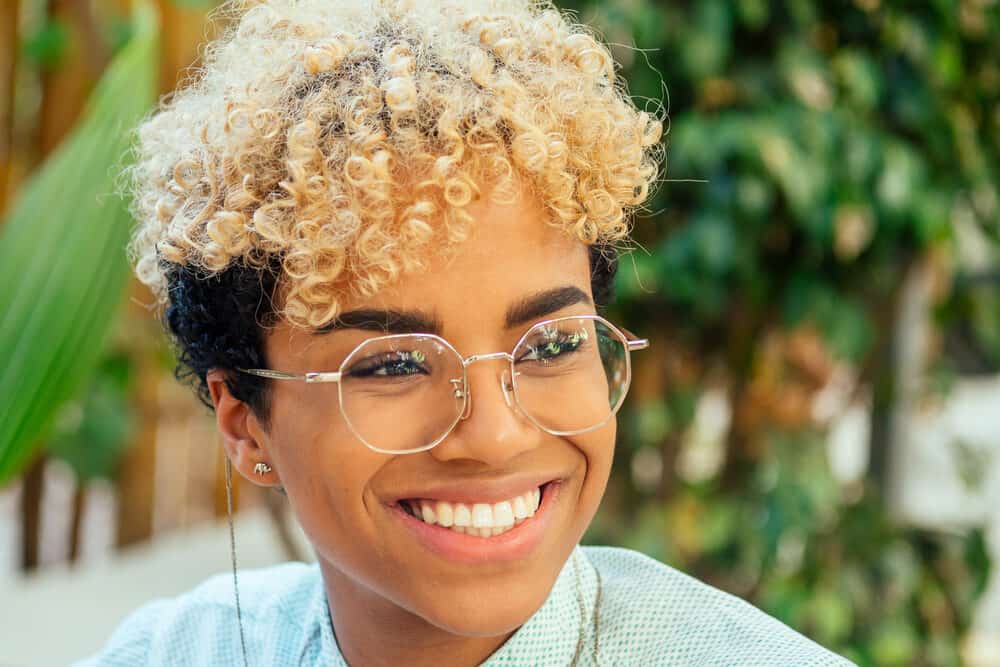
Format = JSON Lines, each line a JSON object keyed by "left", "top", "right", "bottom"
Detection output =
{"left": 209, "top": 186, "right": 617, "bottom": 658}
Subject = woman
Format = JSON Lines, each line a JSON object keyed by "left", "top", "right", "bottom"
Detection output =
{"left": 79, "top": 0, "right": 853, "bottom": 664}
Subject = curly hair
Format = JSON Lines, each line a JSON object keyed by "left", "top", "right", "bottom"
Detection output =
{"left": 128, "top": 0, "right": 663, "bottom": 418}
{"left": 129, "top": 0, "right": 661, "bottom": 325}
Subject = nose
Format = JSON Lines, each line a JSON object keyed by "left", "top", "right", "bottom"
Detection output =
{"left": 429, "top": 357, "right": 543, "bottom": 466}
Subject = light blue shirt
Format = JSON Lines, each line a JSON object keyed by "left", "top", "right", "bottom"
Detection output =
{"left": 76, "top": 546, "right": 854, "bottom": 665}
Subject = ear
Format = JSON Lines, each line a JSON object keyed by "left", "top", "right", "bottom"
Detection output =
{"left": 206, "top": 369, "right": 280, "bottom": 488}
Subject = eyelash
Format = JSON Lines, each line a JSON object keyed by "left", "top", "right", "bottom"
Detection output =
{"left": 343, "top": 324, "right": 590, "bottom": 376}
{"left": 517, "top": 328, "right": 589, "bottom": 364}
{"left": 347, "top": 350, "right": 429, "bottom": 378}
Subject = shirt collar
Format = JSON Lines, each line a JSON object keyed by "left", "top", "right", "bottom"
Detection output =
{"left": 312, "top": 576, "right": 347, "bottom": 666}
{"left": 312, "top": 545, "right": 596, "bottom": 666}
{"left": 485, "top": 545, "right": 598, "bottom": 665}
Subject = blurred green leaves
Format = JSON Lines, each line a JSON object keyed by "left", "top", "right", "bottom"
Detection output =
{"left": 0, "top": 2, "right": 158, "bottom": 484}
{"left": 21, "top": 18, "right": 70, "bottom": 70}
{"left": 568, "top": 0, "right": 997, "bottom": 663}
{"left": 167, "top": 0, "right": 223, "bottom": 8}
{"left": 49, "top": 353, "right": 136, "bottom": 482}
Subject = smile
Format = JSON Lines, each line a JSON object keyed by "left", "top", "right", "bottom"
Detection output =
{"left": 399, "top": 487, "right": 542, "bottom": 538}
{"left": 390, "top": 481, "right": 561, "bottom": 563}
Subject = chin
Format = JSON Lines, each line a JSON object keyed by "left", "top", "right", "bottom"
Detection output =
{"left": 416, "top": 578, "right": 551, "bottom": 638}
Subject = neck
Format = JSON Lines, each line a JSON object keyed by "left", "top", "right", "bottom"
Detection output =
{"left": 319, "top": 561, "right": 515, "bottom": 667}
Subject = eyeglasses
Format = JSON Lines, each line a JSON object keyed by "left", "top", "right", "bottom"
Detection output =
{"left": 237, "top": 314, "right": 648, "bottom": 455}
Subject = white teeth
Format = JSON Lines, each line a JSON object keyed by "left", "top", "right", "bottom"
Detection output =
{"left": 493, "top": 501, "right": 515, "bottom": 527}
{"left": 435, "top": 501, "right": 453, "bottom": 527}
{"left": 472, "top": 504, "right": 493, "bottom": 528}
{"left": 453, "top": 503, "right": 472, "bottom": 527}
{"left": 406, "top": 487, "right": 545, "bottom": 537}
{"left": 512, "top": 495, "right": 528, "bottom": 520}
{"left": 421, "top": 504, "right": 436, "bottom": 525}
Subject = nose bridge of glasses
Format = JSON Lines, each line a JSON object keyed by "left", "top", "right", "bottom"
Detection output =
{"left": 454, "top": 351, "right": 516, "bottom": 418}
{"left": 461, "top": 351, "right": 514, "bottom": 367}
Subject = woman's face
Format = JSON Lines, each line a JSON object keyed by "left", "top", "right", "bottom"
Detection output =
{"left": 245, "top": 188, "right": 615, "bottom": 637}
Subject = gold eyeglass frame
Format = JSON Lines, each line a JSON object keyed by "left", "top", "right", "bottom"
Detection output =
{"left": 237, "top": 314, "right": 649, "bottom": 455}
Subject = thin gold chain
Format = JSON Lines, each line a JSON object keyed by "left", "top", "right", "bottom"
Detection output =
{"left": 592, "top": 562, "right": 602, "bottom": 664}
{"left": 225, "top": 458, "right": 251, "bottom": 667}
{"left": 570, "top": 552, "right": 586, "bottom": 664}
{"left": 570, "top": 550, "right": 602, "bottom": 666}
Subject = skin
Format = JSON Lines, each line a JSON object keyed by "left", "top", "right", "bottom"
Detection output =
{"left": 207, "top": 185, "right": 617, "bottom": 667}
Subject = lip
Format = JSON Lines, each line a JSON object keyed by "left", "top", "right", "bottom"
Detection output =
{"left": 387, "top": 473, "right": 563, "bottom": 505}
{"left": 389, "top": 480, "right": 563, "bottom": 564}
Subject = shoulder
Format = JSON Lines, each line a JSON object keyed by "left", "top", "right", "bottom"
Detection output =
{"left": 582, "top": 546, "right": 855, "bottom": 667}
{"left": 72, "top": 561, "right": 324, "bottom": 667}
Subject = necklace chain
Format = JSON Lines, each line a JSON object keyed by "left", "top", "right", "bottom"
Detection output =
{"left": 225, "top": 458, "right": 251, "bottom": 667}
{"left": 569, "top": 549, "right": 602, "bottom": 666}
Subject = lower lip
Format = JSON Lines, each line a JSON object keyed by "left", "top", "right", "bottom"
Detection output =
{"left": 389, "top": 482, "right": 562, "bottom": 564}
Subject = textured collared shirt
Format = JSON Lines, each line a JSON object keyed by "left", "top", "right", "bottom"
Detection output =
{"left": 75, "top": 546, "right": 854, "bottom": 666}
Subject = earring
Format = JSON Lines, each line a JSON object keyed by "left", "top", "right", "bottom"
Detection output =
{"left": 253, "top": 462, "right": 272, "bottom": 476}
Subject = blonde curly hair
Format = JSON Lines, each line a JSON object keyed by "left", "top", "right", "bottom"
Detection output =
{"left": 129, "top": 0, "right": 663, "bottom": 329}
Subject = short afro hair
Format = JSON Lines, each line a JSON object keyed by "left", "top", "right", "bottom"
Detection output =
{"left": 127, "top": 0, "right": 663, "bottom": 417}
{"left": 128, "top": 0, "right": 661, "bottom": 326}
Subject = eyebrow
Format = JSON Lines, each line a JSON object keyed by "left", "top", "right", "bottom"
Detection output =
{"left": 314, "top": 309, "right": 443, "bottom": 335}
{"left": 504, "top": 286, "right": 592, "bottom": 329}
{"left": 314, "top": 285, "right": 591, "bottom": 336}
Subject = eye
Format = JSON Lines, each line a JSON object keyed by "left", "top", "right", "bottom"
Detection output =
{"left": 517, "top": 327, "right": 589, "bottom": 364}
{"left": 346, "top": 349, "right": 430, "bottom": 378}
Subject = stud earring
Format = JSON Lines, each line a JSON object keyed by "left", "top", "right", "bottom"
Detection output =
{"left": 253, "top": 462, "right": 272, "bottom": 476}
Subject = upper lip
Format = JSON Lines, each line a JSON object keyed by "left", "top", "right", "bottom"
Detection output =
{"left": 387, "top": 473, "right": 562, "bottom": 505}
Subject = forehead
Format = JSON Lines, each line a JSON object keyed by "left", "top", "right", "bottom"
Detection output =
{"left": 337, "top": 189, "right": 591, "bottom": 325}
{"left": 267, "top": 187, "right": 593, "bottom": 358}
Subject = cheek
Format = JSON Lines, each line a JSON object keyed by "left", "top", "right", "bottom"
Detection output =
{"left": 266, "top": 389, "right": 383, "bottom": 543}
{"left": 571, "top": 419, "right": 616, "bottom": 510}
{"left": 579, "top": 418, "right": 616, "bottom": 471}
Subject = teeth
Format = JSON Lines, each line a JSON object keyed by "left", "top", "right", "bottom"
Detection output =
{"left": 404, "top": 487, "right": 543, "bottom": 538}
{"left": 512, "top": 495, "right": 528, "bottom": 520}
{"left": 472, "top": 504, "right": 493, "bottom": 528}
{"left": 421, "top": 504, "right": 436, "bottom": 524}
{"left": 494, "top": 501, "right": 515, "bottom": 526}
{"left": 435, "top": 501, "right": 453, "bottom": 527}
{"left": 453, "top": 504, "right": 472, "bottom": 527}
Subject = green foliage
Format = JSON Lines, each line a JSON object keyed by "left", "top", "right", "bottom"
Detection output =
{"left": 21, "top": 18, "right": 70, "bottom": 70}
{"left": 0, "top": 2, "right": 158, "bottom": 485}
{"left": 569, "top": 0, "right": 998, "bottom": 664}
{"left": 48, "top": 352, "right": 136, "bottom": 481}
{"left": 167, "top": 0, "right": 223, "bottom": 8}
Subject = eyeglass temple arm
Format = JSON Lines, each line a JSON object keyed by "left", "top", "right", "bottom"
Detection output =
{"left": 619, "top": 327, "right": 649, "bottom": 351}
{"left": 237, "top": 368, "right": 342, "bottom": 383}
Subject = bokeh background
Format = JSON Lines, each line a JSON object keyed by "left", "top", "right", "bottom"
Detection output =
{"left": 1, "top": 0, "right": 998, "bottom": 665}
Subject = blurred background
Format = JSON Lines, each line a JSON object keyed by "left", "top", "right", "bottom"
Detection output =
{"left": 1, "top": 0, "right": 998, "bottom": 665}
